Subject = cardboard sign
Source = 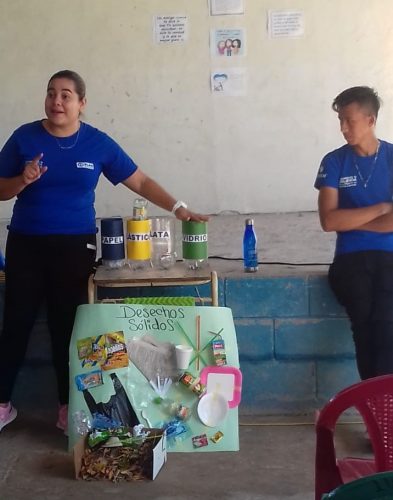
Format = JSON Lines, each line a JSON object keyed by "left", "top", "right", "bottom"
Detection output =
{"left": 68, "top": 304, "right": 240, "bottom": 453}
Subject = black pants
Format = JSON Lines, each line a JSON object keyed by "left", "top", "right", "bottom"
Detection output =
{"left": 329, "top": 250, "right": 393, "bottom": 380}
{"left": 0, "top": 231, "right": 96, "bottom": 404}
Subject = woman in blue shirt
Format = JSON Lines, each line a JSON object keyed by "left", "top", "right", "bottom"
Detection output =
{"left": 0, "top": 69, "right": 207, "bottom": 434}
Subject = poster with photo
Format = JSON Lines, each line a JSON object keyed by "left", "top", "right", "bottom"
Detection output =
{"left": 211, "top": 29, "right": 245, "bottom": 57}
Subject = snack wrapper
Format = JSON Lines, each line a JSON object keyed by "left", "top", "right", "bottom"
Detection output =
{"left": 212, "top": 339, "right": 227, "bottom": 367}
{"left": 92, "top": 335, "right": 107, "bottom": 365}
{"left": 75, "top": 370, "right": 103, "bottom": 391}
{"left": 210, "top": 431, "right": 224, "bottom": 443}
{"left": 192, "top": 434, "right": 209, "bottom": 448}
{"left": 77, "top": 337, "right": 98, "bottom": 369}
{"left": 77, "top": 337, "right": 93, "bottom": 360}
{"left": 103, "top": 331, "right": 128, "bottom": 370}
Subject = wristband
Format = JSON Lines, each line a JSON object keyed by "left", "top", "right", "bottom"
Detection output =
{"left": 171, "top": 200, "right": 187, "bottom": 213}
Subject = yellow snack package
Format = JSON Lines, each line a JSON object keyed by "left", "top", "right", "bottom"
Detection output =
{"left": 103, "top": 331, "right": 129, "bottom": 370}
{"left": 91, "top": 335, "right": 107, "bottom": 365}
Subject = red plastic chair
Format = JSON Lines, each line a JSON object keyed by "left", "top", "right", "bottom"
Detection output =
{"left": 315, "top": 374, "right": 393, "bottom": 500}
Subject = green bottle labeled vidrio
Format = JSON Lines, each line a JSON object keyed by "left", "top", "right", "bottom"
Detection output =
{"left": 182, "top": 221, "right": 208, "bottom": 270}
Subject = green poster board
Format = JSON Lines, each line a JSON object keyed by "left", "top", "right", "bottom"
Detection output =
{"left": 68, "top": 304, "right": 240, "bottom": 453}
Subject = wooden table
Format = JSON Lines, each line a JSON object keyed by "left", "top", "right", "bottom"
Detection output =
{"left": 88, "top": 262, "right": 218, "bottom": 306}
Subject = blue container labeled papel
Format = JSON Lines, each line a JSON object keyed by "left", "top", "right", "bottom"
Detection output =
{"left": 100, "top": 217, "right": 125, "bottom": 263}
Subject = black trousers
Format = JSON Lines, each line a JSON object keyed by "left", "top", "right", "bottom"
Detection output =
{"left": 0, "top": 231, "right": 96, "bottom": 404}
{"left": 329, "top": 250, "right": 393, "bottom": 380}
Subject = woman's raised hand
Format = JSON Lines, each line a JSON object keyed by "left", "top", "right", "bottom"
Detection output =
{"left": 22, "top": 153, "right": 47, "bottom": 185}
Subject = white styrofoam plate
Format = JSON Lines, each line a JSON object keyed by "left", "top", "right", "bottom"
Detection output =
{"left": 197, "top": 392, "right": 228, "bottom": 427}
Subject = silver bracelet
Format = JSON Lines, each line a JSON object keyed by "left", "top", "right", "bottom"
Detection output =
{"left": 171, "top": 200, "right": 187, "bottom": 213}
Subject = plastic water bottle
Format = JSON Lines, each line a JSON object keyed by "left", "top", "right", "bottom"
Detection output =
{"left": 101, "top": 217, "right": 126, "bottom": 269}
{"left": 133, "top": 198, "right": 148, "bottom": 221}
{"left": 127, "top": 198, "right": 151, "bottom": 270}
{"left": 150, "top": 216, "right": 177, "bottom": 270}
{"left": 243, "top": 218, "right": 258, "bottom": 272}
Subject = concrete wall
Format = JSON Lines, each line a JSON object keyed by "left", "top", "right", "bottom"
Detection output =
{"left": 1, "top": 0, "right": 393, "bottom": 219}
{"left": 0, "top": 270, "right": 358, "bottom": 415}
{"left": 231, "top": 274, "right": 358, "bottom": 415}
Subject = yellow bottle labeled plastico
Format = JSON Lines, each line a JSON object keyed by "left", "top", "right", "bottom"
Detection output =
{"left": 126, "top": 219, "right": 151, "bottom": 260}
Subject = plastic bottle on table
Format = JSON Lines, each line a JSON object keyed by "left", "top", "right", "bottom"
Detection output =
{"left": 150, "top": 216, "right": 177, "bottom": 270}
{"left": 182, "top": 221, "right": 208, "bottom": 270}
{"left": 127, "top": 198, "right": 151, "bottom": 270}
{"left": 100, "top": 217, "right": 126, "bottom": 269}
{"left": 132, "top": 198, "right": 148, "bottom": 221}
{"left": 243, "top": 218, "right": 258, "bottom": 272}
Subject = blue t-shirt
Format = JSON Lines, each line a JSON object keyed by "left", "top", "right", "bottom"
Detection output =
{"left": 314, "top": 140, "right": 393, "bottom": 256}
{"left": 0, "top": 121, "right": 138, "bottom": 235}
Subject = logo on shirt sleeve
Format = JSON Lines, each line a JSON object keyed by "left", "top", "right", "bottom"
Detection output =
{"left": 76, "top": 162, "right": 94, "bottom": 170}
{"left": 317, "top": 163, "right": 327, "bottom": 179}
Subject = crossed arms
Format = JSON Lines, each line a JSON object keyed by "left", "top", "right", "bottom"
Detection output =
{"left": 318, "top": 187, "right": 393, "bottom": 233}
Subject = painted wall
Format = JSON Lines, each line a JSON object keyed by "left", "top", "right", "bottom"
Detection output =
{"left": 1, "top": 0, "right": 393, "bottom": 219}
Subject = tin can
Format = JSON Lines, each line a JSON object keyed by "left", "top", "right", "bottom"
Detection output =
{"left": 179, "top": 372, "right": 206, "bottom": 397}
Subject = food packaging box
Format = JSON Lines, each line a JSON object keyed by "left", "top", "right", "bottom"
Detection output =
{"left": 73, "top": 428, "right": 167, "bottom": 482}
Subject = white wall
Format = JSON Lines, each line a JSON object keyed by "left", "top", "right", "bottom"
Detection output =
{"left": 1, "top": 0, "right": 393, "bottom": 219}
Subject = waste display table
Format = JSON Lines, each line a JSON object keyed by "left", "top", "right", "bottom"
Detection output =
{"left": 88, "top": 263, "right": 218, "bottom": 306}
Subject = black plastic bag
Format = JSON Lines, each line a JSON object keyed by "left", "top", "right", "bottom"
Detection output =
{"left": 83, "top": 373, "right": 140, "bottom": 428}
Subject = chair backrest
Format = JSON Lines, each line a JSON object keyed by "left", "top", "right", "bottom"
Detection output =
{"left": 322, "top": 470, "right": 393, "bottom": 499}
{"left": 315, "top": 375, "right": 393, "bottom": 499}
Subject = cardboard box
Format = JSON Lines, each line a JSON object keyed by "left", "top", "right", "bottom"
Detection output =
{"left": 74, "top": 428, "right": 167, "bottom": 482}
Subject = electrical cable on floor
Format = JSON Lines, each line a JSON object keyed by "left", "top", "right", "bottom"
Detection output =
{"left": 209, "top": 256, "right": 331, "bottom": 266}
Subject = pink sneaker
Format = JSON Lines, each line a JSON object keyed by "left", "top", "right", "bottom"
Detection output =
{"left": 56, "top": 404, "right": 68, "bottom": 435}
{"left": 0, "top": 402, "right": 17, "bottom": 431}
